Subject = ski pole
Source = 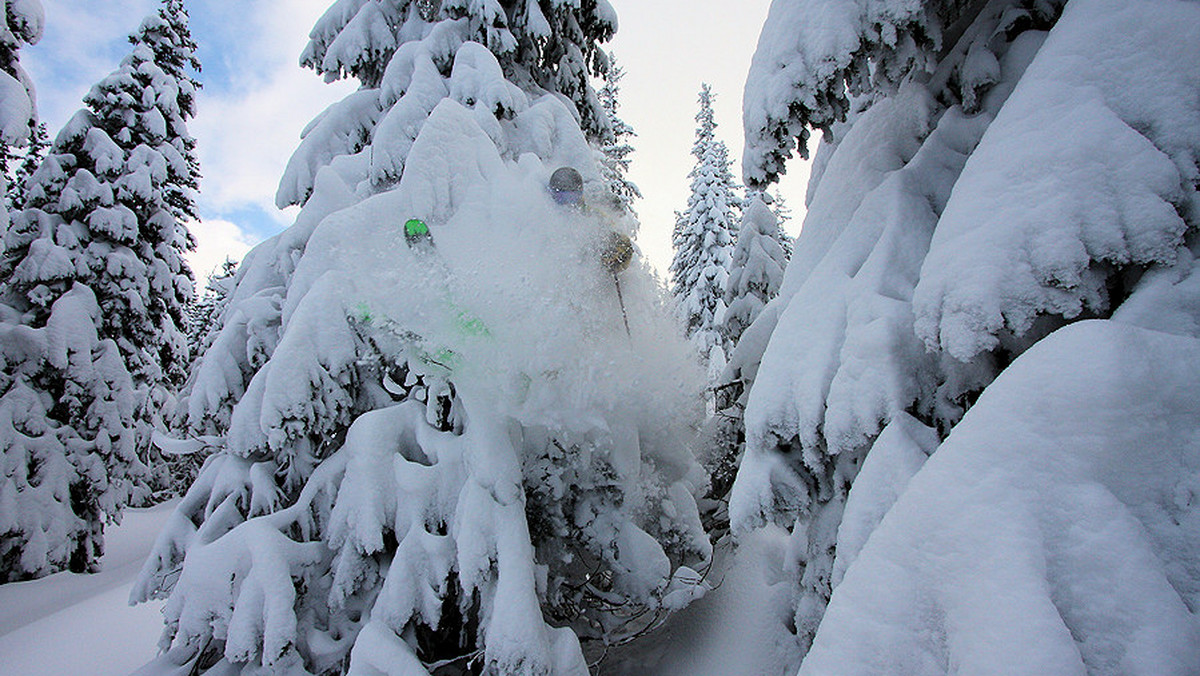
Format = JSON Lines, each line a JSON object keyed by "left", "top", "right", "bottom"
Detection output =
{"left": 612, "top": 271, "right": 631, "bottom": 337}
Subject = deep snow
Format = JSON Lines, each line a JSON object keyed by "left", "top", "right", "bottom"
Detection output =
{"left": 0, "top": 501, "right": 174, "bottom": 676}
{"left": 0, "top": 501, "right": 795, "bottom": 676}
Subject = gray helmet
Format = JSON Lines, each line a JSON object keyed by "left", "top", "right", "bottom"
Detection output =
{"left": 549, "top": 167, "right": 583, "bottom": 192}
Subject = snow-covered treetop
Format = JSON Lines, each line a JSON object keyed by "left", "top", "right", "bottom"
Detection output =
{"left": 279, "top": 0, "right": 618, "bottom": 209}
{"left": 741, "top": 0, "right": 1065, "bottom": 186}
{"left": 692, "top": 82, "right": 717, "bottom": 155}
{"left": 5, "top": 0, "right": 199, "bottom": 387}
{"left": 300, "top": 0, "right": 616, "bottom": 133}
{"left": 0, "top": 0, "right": 44, "bottom": 146}
{"left": 596, "top": 52, "right": 640, "bottom": 216}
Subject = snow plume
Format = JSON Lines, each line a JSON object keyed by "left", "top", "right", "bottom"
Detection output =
{"left": 134, "top": 5, "right": 711, "bottom": 675}
{"left": 733, "top": 0, "right": 1200, "bottom": 669}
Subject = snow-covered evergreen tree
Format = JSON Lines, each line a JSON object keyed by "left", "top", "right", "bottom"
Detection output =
{"left": 0, "top": 0, "right": 200, "bottom": 581}
{"left": 725, "top": 191, "right": 787, "bottom": 347}
{"left": 596, "top": 53, "right": 640, "bottom": 216}
{"left": 698, "top": 191, "right": 789, "bottom": 526}
{"left": 0, "top": 0, "right": 44, "bottom": 237}
{"left": 768, "top": 189, "right": 792, "bottom": 258}
{"left": 7, "top": 0, "right": 200, "bottom": 395}
{"left": 670, "top": 83, "right": 737, "bottom": 377}
{"left": 185, "top": 257, "right": 238, "bottom": 360}
{"left": 133, "top": 3, "right": 711, "bottom": 674}
{"left": 5, "top": 120, "right": 47, "bottom": 212}
{"left": 0, "top": 283, "right": 140, "bottom": 582}
{"left": 733, "top": 0, "right": 1200, "bottom": 672}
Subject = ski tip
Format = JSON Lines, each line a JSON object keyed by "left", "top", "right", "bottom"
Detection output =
{"left": 405, "top": 218, "right": 433, "bottom": 246}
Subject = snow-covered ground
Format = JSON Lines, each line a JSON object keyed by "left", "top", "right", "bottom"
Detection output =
{"left": 0, "top": 502, "right": 176, "bottom": 676}
{"left": 0, "top": 502, "right": 799, "bottom": 676}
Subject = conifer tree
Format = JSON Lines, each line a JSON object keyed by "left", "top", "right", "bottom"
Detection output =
{"left": 768, "top": 189, "right": 793, "bottom": 258}
{"left": 0, "top": 0, "right": 44, "bottom": 234}
{"left": 7, "top": 0, "right": 200, "bottom": 388}
{"left": 698, "top": 191, "right": 789, "bottom": 523}
{"left": 670, "top": 83, "right": 738, "bottom": 375}
{"left": 5, "top": 121, "right": 47, "bottom": 211}
{"left": 596, "top": 53, "right": 640, "bottom": 216}
{"left": 725, "top": 191, "right": 788, "bottom": 347}
{"left": 185, "top": 257, "right": 237, "bottom": 360}
{"left": 134, "top": 3, "right": 710, "bottom": 675}
{"left": 0, "top": 0, "right": 200, "bottom": 581}
{"left": 0, "top": 283, "right": 140, "bottom": 582}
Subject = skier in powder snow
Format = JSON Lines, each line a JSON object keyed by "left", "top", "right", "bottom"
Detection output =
{"left": 549, "top": 167, "right": 635, "bottom": 333}
{"left": 548, "top": 167, "right": 634, "bottom": 273}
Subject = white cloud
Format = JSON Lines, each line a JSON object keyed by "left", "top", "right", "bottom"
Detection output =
{"left": 24, "top": 0, "right": 157, "bottom": 132}
{"left": 190, "top": 0, "right": 354, "bottom": 225}
{"left": 186, "top": 218, "right": 259, "bottom": 282}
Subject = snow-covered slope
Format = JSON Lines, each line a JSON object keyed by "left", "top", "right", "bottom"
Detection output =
{"left": 803, "top": 316, "right": 1200, "bottom": 675}
{"left": 0, "top": 501, "right": 174, "bottom": 676}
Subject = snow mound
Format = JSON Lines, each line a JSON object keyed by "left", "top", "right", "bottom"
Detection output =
{"left": 801, "top": 319, "right": 1200, "bottom": 676}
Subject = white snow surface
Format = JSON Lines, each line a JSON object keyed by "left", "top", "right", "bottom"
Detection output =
{"left": 0, "top": 501, "right": 174, "bottom": 676}
{"left": 605, "top": 529, "right": 803, "bottom": 676}
{"left": 828, "top": 412, "right": 935, "bottom": 588}
{"left": 801, "top": 319, "right": 1200, "bottom": 675}
{"left": 733, "top": 0, "right": 1200, "bottom": 670}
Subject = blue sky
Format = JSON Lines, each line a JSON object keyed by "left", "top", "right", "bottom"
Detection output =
{"left": 24, "top": 0, "right": 809, "bottom": 278}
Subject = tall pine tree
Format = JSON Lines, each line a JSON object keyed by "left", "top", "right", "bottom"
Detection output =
{"left": 134, "top": 3, "right": 710, "bottom": 674}
{"left": 595, "top": 53, "right": 640, "bottom": 216}
{"left": 5, "top": 121, "right": 47, "bottom": 212}
{"left": 698, "top": 190, "right": 790, "bottom": 518}
{"left": 185, "top": 257, "right": 238, "bottom": 360}
{"left": 670, "top": 83, "right": 737, "bottom": 377}
{"left": 725, "top": 191, "right": 788, "bottom": 346}
{"left": 0, "top": 0, "right": 199, "bottom": 581}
